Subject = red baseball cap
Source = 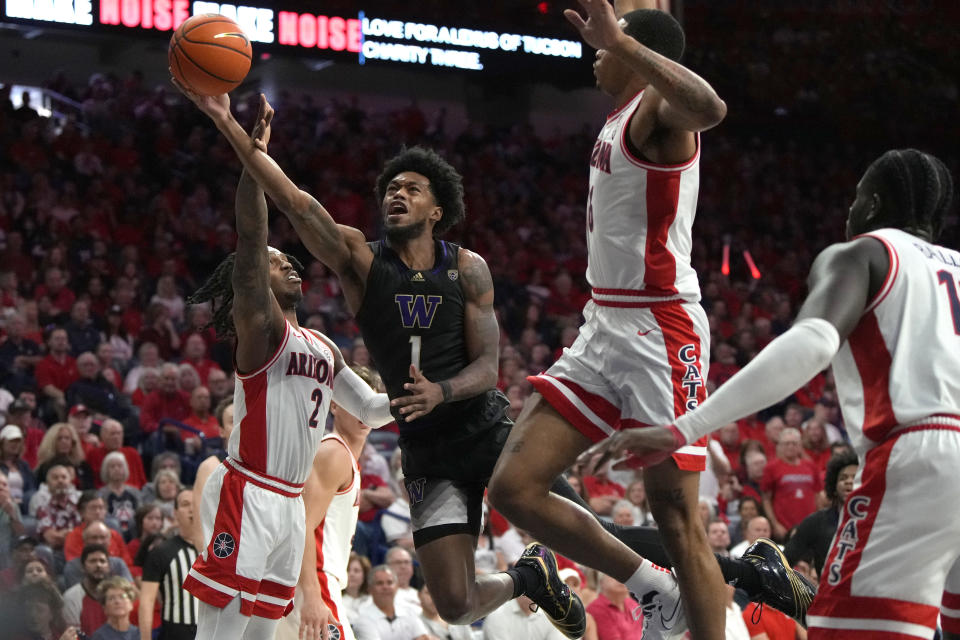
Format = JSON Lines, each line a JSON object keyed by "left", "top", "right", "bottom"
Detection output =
{"left": 69, "top": 404, "right": 90, "bottom": 417}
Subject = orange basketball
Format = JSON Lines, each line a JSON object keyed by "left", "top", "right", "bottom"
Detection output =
{"left": 169, "top": 14, "right": 252, "bottom": 96}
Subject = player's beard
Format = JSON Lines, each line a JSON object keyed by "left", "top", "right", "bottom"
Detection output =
{"left": 385, "top": 219, "right": 427, "bottom": 244}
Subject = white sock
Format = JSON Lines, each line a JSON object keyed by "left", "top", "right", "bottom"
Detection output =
{"left": 624, "top": 559, "right": 674, "bottom": 596}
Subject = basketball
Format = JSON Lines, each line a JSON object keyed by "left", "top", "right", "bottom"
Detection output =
{"left": 168, "top": 14, "right": 252, "bottom": 96}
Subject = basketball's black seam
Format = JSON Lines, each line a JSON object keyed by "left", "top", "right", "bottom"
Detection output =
{"left": 173, "top": 40, "right": 245, "bottom": 84}
{"left": 170, "top": 44, "right": 194, "bottom": 92}
{"left": 181, "top": 17, "right": 243, "bottom": 37}
{"left": 181, "top": 34, "right": 252, "bottom": 61}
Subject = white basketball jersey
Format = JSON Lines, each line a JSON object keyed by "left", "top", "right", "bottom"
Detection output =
{"left": 832, "top": 228, "right": 960, "bottom": 454}
{"left": 586, "top": 90, "right": 701, "bottom": 304}
{"left": 230, "top": 322, "right": 335, "bottom": 485}
{"left": 315, "top": 434, "right": 360, "bottom": 587}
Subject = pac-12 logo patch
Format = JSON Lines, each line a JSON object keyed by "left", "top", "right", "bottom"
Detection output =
{"left": 327, "top": 624, "right": 341, "bottom": 639}
{"left": 406, "top": 477, "right": 427, "bottom": 505}
{"left": 448, "top": 269, "right": 459, "bottom": 281}
{"left": 212, "top": 532, "right": 236, "bottom": 558}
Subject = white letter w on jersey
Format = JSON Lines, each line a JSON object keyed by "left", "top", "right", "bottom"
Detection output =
{"left": 395, "top": 294, "right": 443, "bottom": 329}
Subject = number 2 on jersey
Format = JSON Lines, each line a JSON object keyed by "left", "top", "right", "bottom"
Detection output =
{"left": 308, "top": 388, "right": 323, "bottom": 428}
{"left": 409, "top": 335, "right": 422, "bottom": 370}
{"left": 938, "top": 270, "right": 960, "bottom": 334}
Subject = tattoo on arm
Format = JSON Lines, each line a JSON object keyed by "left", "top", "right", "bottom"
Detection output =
{"left": 624, "top": 43, "right": 723, "bottom": 125}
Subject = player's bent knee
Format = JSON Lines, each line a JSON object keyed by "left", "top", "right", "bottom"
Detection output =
{"left": 432, "top": 591, "right": 473, "bottom": 625}
{"left": 487, "top": 475, "right": 531, "bottom": 524}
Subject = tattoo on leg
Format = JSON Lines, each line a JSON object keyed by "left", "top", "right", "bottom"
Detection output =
{"left": 509, "top": 440, "right": 525, "bottom": 453}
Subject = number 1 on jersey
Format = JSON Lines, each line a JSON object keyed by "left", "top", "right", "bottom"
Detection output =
{"left": 938, "top": 270, "right": 960, "bottom": 335}
{"left": 409, "top": 335, "right": 422, "bottom": 370}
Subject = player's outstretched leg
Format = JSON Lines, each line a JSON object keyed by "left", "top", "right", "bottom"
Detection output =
{"left": 489, "top": 396, "right": 692, "bottom": 640}
{"left": 642, "top": 460, "right": 726, "bottom": 640}
{"left": 552, "top": 476, "right": 817, "bottom": 623}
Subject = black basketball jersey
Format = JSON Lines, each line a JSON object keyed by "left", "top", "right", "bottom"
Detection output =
{"left": 356, "top": 239, "right": 486, "bottom": 433}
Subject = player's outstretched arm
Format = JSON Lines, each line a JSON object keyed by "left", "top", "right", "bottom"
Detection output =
{"left": 390, "top": 249, "right": 499, "bottom": 422}
{"left": 565, "top": 0, "right": 725, "bottom": 133}
{"left": 592, "top": 236, "right": 890, "bottom": 468}
{"left": 173, "top": 83, "right": 358, "bottom": 275}
{"left": 315, "top": 333, "right": 394, "bottom": 428}
{"left": 229, "top": 98, "right": 287, "bottom": 371}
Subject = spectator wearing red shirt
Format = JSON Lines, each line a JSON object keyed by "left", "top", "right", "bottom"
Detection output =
{"left": 34, "top": 267, "right": 76, "bottom": 317}
{"left": 761, "top": 427, "right": 822, "bottom": 541}
{"left": 801, "top": 419, "right": 832, "bottom": 472}
{"left": 182, "top": 386, "right": 218, "bottom": 440}
{"left": 739, "top": 448, "right": 767, "bottom": 504}
{"left": 136, "top": 303, "right": 180, "bottom": 361}
{"left": 714, "top": 423, "right": 742, "bottom": 475}
{"left": 63, "top": 492, "right": 133, "bottom": 569}
{"left": 5, "top": 396, "right": 45, "bottom": 468}
{"left": 180, "top": 333, "right": 222, "bottom": 385}
{"left": 586, "top": 573, "right": 642, "bottom": 640}
{"left": 358, "top": 472, "right": 395, "bottom": 524}
{"left": 583, "top": 468, "right": 625, "bottom": 517}
{"left": 94, "top": 342, "right": 124, "bottom": 390}
{"left": 86, "top": 419, "right": 147, "bottom": 490}
{"left": 35, "top": 327, "right": 79, "bottom": 419}
{"left": 130, "top": 367, "right": 159, "bottom": 409}
{"left": 0, "top": 232, "right": 36, "bottom": 285}
{"left": 139, "top": 363, "right": 190, "bottom": 435}
{"left": 736, "top": 412, "right": 767, "bottom": 444}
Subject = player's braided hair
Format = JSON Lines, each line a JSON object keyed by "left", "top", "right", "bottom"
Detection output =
{"left": 869, "top": 149, "right": 954, "bottom": 240}
{"left": 375, "top": 146, "right": 465, "bottom": 235}
{"left": 187, "top": 251, "right": 304, "bottom": 339}
{"left": 621, "top": 9, "right": 685, "bottom": 62}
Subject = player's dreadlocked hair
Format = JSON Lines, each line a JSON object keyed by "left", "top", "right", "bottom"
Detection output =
{"left": 376, "top": 146, "right": 466, "bottom": 236}
{"left": 621, "top": 9, "right": 685, "bottom": 62}
{"left": 187, "top": 251, "right": 305, "bottom": 339}
{"left": 867, "top": 149, "right": 954, "bottom": 241}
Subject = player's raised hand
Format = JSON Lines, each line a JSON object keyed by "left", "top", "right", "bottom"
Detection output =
{"left": 589, "top": 424, "right": 688, "bottom": 472}
{"left": 299, "top": 594, "right": 338, "bottom": 640}
{"left": 169, "top": 72, "right": 231, "bottom": 122}
{"left": 250, "top": 93, "right": 274, "bottom": 153}
{"left": 564, "top": 0, "right": 626, "bottom": 51}
{"left": 391, "top": 364, "right": 445, "bottom": 421}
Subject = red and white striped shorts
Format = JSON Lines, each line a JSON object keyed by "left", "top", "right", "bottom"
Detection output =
{"left": 808, "top": 424, "right": 960, "bottom": 639}
{"left": 183, "top": 458, "right": 306, "bottom": 619}
{"left": 530, "top": 298, "right": 709, "bottom": 471}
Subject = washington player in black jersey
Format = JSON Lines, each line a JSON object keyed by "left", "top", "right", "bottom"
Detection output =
{"left": 180, "top": 87, "right": 817, "bottom": 640}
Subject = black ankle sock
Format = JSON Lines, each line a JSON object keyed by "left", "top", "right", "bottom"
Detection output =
{"left": 506, "top": 564, "right": 540, "bottom": 599}
{"left": 716, "top": 555, "right": 762, "bottom": 596}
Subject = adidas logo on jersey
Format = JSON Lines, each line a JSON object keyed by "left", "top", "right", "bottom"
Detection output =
{"left": 411, "top": 272, "right": 425, "bottom": 282}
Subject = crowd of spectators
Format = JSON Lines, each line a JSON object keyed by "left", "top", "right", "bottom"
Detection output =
{"left": 0, "top": 2, "right": 957, "bottom": 637}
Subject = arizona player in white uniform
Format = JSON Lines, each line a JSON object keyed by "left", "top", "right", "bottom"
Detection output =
{"left": 174, "top": 92, "right": 392, "bottom": 640}
{"left": 274, "top": 366, "right": 382, "bottom": 640}
{"left": 489, "top": 2, "right": 729, "bottom": 639}
{"left": 605, "top": 148, "right": 959, "bottom": 640}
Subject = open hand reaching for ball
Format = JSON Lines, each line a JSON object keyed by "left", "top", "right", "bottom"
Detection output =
{"left": 170, "top": 71, "right": 231, "bottom": 123}
{"left": 250, "top": 93, "right": 274, "bottom": 153}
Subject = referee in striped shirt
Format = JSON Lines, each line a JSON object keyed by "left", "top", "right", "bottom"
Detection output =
{"left": 139, "top": 489, "right": 200, "bottom": 640}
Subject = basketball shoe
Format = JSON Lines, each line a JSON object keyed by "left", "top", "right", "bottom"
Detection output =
{"left": 631, "top": 570, "right": 688, "bottom": 640}
{"left": 743, "top": 537, "right": 817, "bottom": 626}
{"left": 516, "top": 543, "right": 587, "bottom": 639}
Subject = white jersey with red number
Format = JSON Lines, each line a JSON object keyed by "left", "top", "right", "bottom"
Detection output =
{"left": 316, "top": 433, "right": 361, "bottom": 587}
{"left": 230, "top": 321, "right": 335, "bottom": 486}
{"left": 832, "top": 228, "right": 960, "bottom": 454}
{"left": 586, "top": 89, "right": 701, "bottom": 305}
